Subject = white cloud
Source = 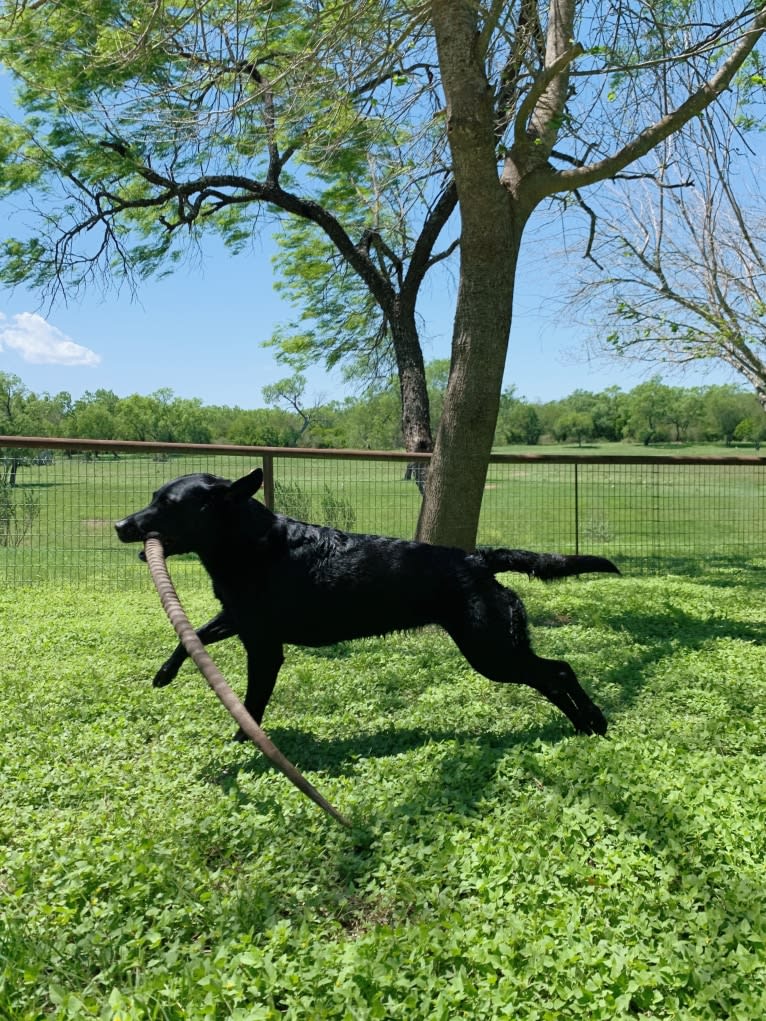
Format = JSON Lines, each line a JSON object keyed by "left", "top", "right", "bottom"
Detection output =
{"left": 0, "top": 312, "right": 101, "bottom": 367}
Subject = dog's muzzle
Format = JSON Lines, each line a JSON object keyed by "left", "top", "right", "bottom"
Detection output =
{"left": 114, "top": 519, "right": 166, "bottom": 560}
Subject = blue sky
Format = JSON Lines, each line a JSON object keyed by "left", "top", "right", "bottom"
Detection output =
{"left": 0, "top": 222, "right": 737, "bottom": 410}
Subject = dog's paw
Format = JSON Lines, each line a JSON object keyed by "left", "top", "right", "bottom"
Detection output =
{"left": 578, "top": 707, "right": 608, "bottom": 737}
{"left": 152, "top": 664, "right": 175, "bottom": 688}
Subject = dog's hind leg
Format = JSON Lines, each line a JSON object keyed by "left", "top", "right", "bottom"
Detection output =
{"left": 446, "top": 587, "right": 607, "bottom": 736}
{"left": 455, "top": 634, "right": 606, "bottom": 735}
{"left": 153, "top": 610, "right": 237, "bottom": 688}
{"left": 521, "top": 657, "right": 607, "bottom": 736}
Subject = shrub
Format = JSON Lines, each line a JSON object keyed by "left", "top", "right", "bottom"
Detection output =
{"left": 320, "top": 485, "right": 356, "bottom": 531}
{"left": 273, "top": 479, "right": 314, "bottom": 521}
{"left": 0, "top": 480, "right": 40, "bottom": 547}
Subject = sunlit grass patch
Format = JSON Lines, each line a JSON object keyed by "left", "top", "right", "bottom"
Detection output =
{"left": 0, "top": 565, "right": 764, "bottom": 1019}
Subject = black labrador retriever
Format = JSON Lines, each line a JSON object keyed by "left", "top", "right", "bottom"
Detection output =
{"left": 115, "top": 469, "right": 619, "bottom": 737}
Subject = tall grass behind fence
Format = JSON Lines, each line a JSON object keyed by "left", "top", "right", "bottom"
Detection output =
{"left": 1, "top": 437, "right": 764, "bottom": 588}
{"left": 481, "top": 458, "right": 766, "bottom": 572}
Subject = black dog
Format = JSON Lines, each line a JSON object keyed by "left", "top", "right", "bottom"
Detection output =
{"left": 115, "top": 469, "right": 619, "bottom": 737}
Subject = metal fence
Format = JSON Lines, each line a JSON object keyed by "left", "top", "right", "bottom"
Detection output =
{"left": 1, "top": 435, "right": 764, "bottom": 588}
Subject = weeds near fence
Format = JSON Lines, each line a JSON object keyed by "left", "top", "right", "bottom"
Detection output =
{"left": 583, "top": 514, "right": 614, "bottom": 544}
{"left": 274, "top": 479, "right": 315, "bottom": 521}
{"left": 275, "top": 479, "right": 357, "bottom": 531}
{"left": 0, "top": 480, "right": 40, "bottom": 547}
{"left": 320, "top": 484, "right": 356, "bottom": 531}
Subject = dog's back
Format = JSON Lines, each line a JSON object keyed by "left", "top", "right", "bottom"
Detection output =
{"left": 207, "top": 509, "right": 478, "bottom": 644}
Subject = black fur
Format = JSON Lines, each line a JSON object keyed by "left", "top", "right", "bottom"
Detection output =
{"left": 115, "top": 469, "right": 618, "bottom": 737}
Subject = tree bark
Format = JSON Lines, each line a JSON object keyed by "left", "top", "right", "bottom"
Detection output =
{"left": 418, "top": 0, "right": 528, "bottom": 548}
{"left": 415, "top": 213, "right": 527, "bottom": 547}
{"left": 391, "top": 302, "right": 434, "bottom": 454}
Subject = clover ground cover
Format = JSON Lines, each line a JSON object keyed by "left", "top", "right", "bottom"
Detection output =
{"left": 1, "top": 560, "right": 764, "bottom": 1018}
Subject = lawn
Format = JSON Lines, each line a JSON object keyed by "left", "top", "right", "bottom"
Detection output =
{"left": 1, "top": 558, "right": 765, "bottom": 1019}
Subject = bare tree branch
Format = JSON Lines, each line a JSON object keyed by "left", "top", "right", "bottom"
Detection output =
{"left": 547, "top": 8, "right": 766, "bottom": 197}
{"left": 567, "top": 106, "right": 766, "bottom": 409}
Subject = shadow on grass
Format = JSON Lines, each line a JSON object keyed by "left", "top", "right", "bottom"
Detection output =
{"left": 196, "top": 566, "right": 763, "bottom": 794}
{"left": 600, "top": 553, "right": 765, "bottom": 580}
{"left": 204, "top": 717, "right": 561, "bottom": 775}
{"left": 187, "top": 569, "right": 766, "bottom": 951}
{"left": 196, "top": 621, "right": 766, "bottom": 953}
{"left": 9, "top": 479, "right": 66, "bottom": 489}
{"left": 583, "top": 583, "right": 763, "bottom": 724}
{"left": 190, "top": 561, "right": 763, "bottom": 864}
{"left": 197, "top": 714, "right": 588, "bottom": 842}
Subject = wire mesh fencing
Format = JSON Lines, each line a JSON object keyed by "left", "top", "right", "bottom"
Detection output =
{"left": 1, "top": 438, "right": 764, "bottom": 589}
{"left": 480, "top": 458, "right": 766, "bottom": 575}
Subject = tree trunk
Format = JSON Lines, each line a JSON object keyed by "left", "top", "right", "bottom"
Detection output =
{"left": 415, "top": 208, "right": 526, "bottom": 547}
{"left": 419, "top": 0, "right": 765, "bottom": 550}
{"left": 417, "top": 0, "right": 530, "bottom": 549}
{"left": 391, "top": 304, "right": 433, "bottom": 454}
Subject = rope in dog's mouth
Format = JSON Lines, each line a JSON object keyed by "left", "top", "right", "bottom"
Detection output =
{"left": 143, "top": 534, "right": 352, "bottom": 829}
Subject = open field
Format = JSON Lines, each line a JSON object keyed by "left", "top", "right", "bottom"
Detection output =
{"left": 493, "top": 441, "right": 766, "bottom": 458}
{"left": 1, "top": 444, "right": 764, "bottom": 587}
{"left": 1, "top": 559, "right": 765, "bottom": 1019}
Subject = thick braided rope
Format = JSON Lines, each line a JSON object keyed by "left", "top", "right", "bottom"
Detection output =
{"left": 143, "top": 535, "right": 352, "bottom": 828}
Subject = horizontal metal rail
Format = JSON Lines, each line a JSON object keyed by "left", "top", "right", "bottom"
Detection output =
{"left": 2, "top": 434, "right": 765, "bottom": 466}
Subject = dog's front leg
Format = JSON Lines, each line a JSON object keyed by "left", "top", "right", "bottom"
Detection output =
{"left": 153, "top": 610, "right": 237, "bottom": 688}
{"left": 232, "top": 638, "right": 285, "bottom": 741}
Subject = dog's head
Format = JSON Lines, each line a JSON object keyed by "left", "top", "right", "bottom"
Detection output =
{"left": 115, "top": 468, "right": 263, "bottom": 557}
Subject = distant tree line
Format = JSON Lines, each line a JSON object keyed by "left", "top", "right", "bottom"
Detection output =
{"left": 1, "top": 368, "right": 764, "bottom": 462}
{"left": 495, "top": 378, "right": 766, "bottom": 450}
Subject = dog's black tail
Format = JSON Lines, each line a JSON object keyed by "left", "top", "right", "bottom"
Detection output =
{"left": 475, "top": 548, "right": 620, "bottom": 581}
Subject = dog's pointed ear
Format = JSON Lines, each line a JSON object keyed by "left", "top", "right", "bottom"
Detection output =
{"left": 228, "top": 468, "right": 264, "bottom": 502}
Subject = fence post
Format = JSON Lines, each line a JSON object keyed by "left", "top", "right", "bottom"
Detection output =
{"left": 574, "top": 462, "right": 580, "bottom": 555}
{"left": 262, "top": 453, "right": 275, "bottom": 510}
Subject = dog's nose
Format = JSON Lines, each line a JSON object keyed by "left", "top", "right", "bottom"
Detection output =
{"left": 115, "top": 518, "right": 139, "bottom": 542}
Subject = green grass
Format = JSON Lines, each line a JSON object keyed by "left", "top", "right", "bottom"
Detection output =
{"left": 494, "top": 440, "right": 766, "bottom": 457}
{"left": 1, "top": 560, "right": 765, "bottom": 1019}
